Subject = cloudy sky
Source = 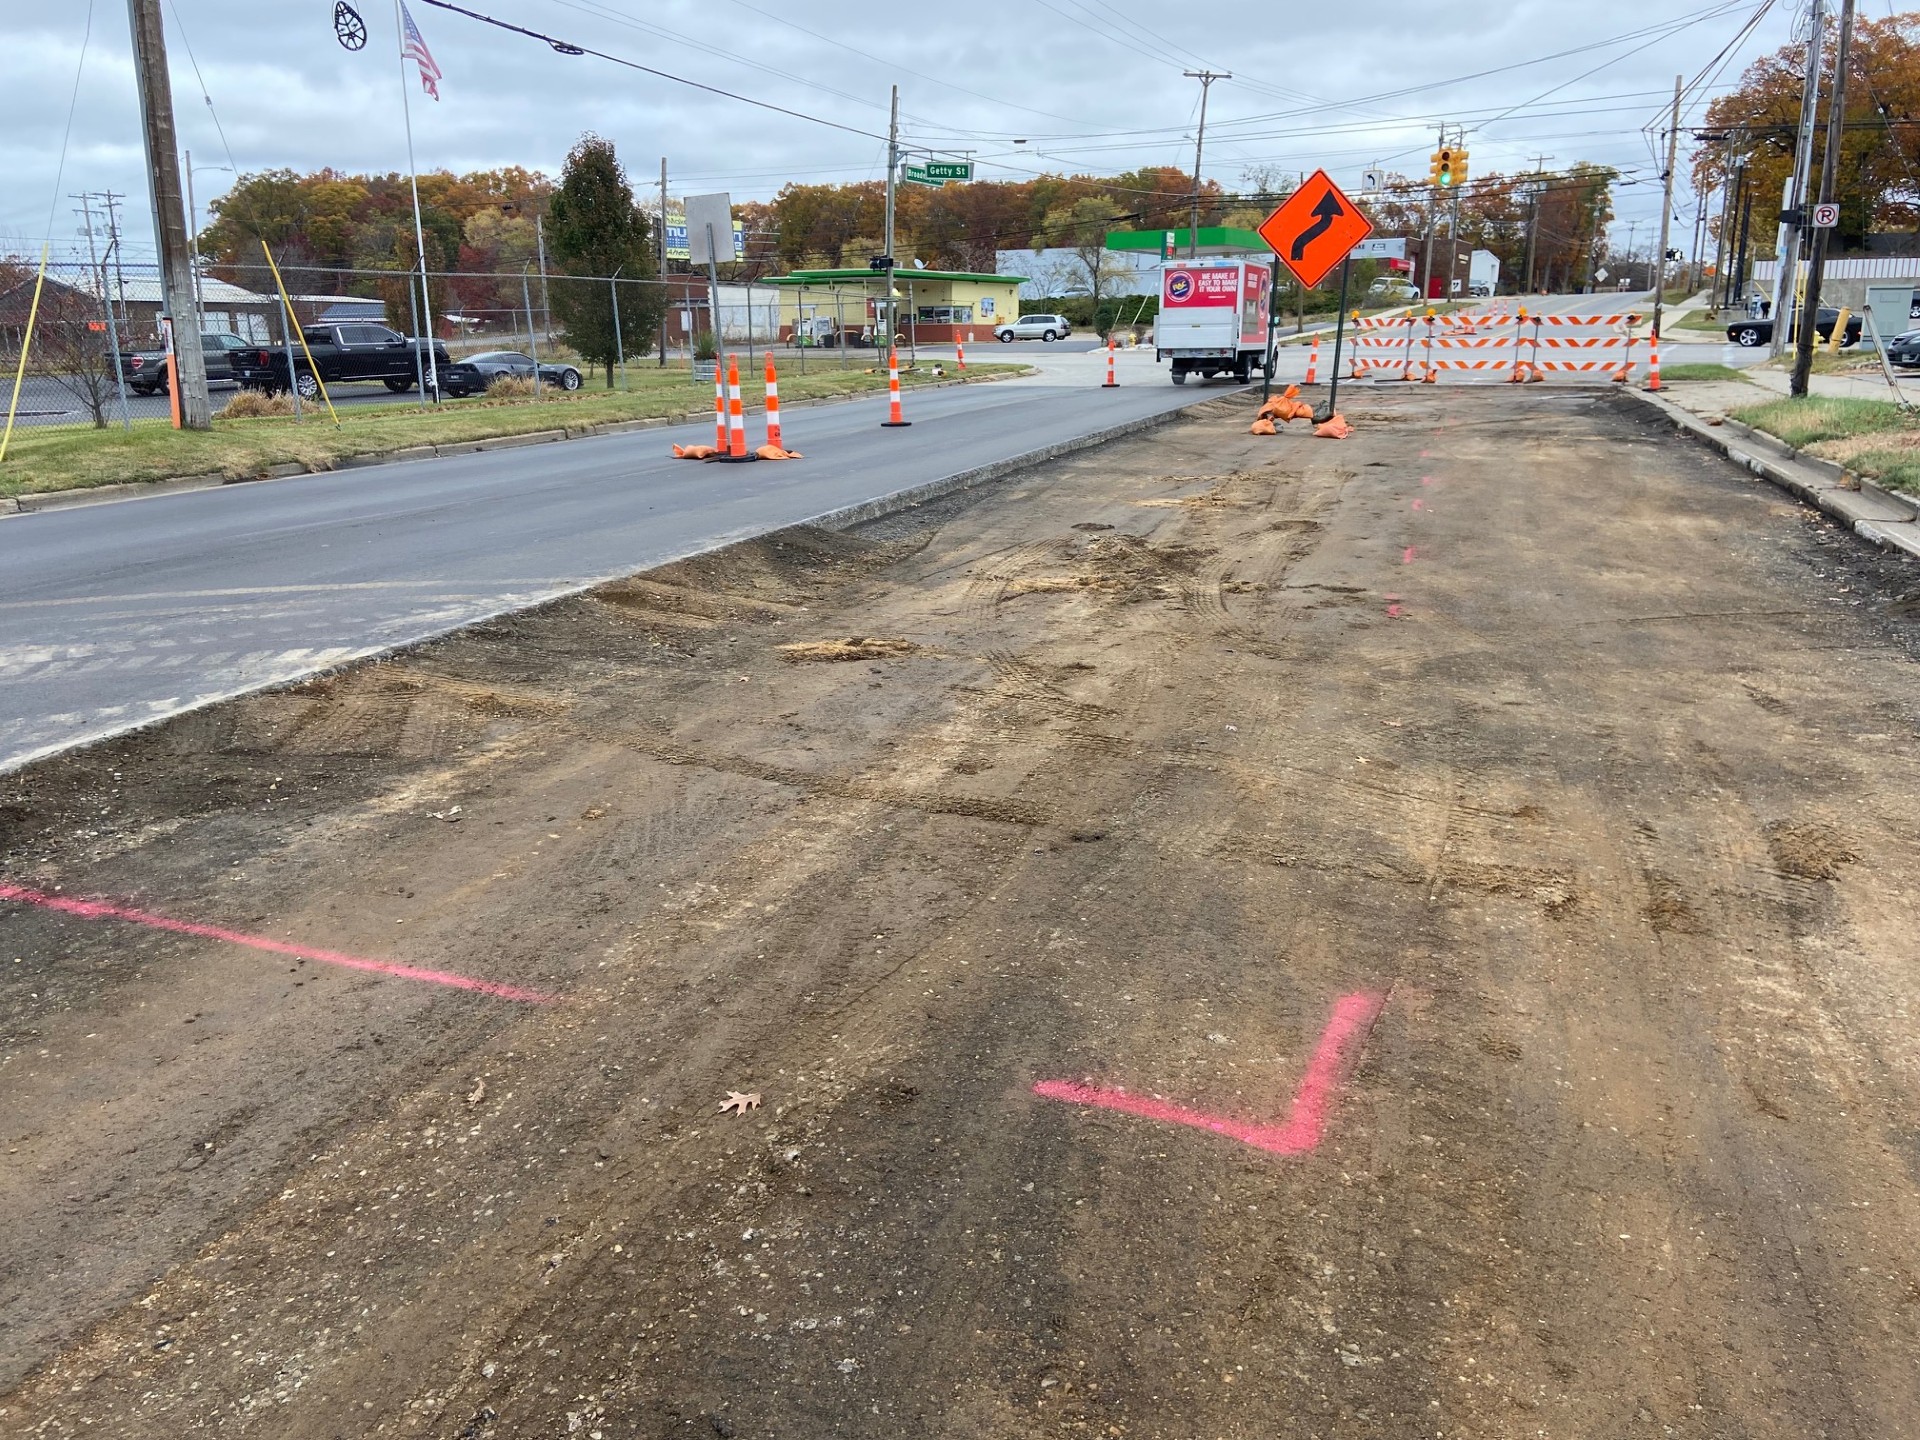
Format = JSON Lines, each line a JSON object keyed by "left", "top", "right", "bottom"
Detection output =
{"left": 3, "top": 0, "right": 1805, "bottom": 268}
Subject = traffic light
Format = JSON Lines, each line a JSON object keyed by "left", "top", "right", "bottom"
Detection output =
{"left": 1433, "top": 147, "right": 1454, "bottom": 188}
{"left": 1450, "top": 148, "right": 1469, "bottom": 186}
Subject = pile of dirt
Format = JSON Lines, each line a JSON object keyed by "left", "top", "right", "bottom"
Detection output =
{"left": 1766, "top": 819, "right": 1860, "bottom": 880}
{"left": 776, "top": 637, "right": 920, "bottom": 663}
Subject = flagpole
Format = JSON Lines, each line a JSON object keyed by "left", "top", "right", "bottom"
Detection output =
{"left": 393, "top": 0, "right": 438, "bottom": 400}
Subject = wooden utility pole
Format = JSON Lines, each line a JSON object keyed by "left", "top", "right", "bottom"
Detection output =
{"left": 126, "top": 0, "right": 209, "bottom": 428}
{"left": 1774, "top": 0, "right": 1827, "bottom": 357}
{"left": 1651, "top": 75, "right": 1682, "bottom": 340}
{"left": 1183, "top": 71, "right": 1229, "bottom": 258}
{"left": 658, "top": 158, "right": 668, "bottom": 367}
{"left": 1793, "top": 0, "right": 1856, "bottom": 396}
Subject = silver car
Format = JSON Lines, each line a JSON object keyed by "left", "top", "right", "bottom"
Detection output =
{"left": 995, "top": 313, "right": 1072, "bottom": 342}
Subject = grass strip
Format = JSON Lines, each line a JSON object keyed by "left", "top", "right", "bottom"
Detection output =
{"left": 0, "top": 362, "right": 1026, "bottom": 499}
{"left": 1732, "top": 394, "right": 1920, "bottom": 494}
{"left": 1657, "top": 363, "right": 1753, "bottom": 383}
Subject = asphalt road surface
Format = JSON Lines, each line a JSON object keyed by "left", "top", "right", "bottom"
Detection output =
{"left": 0, "top": 355, "right": 1205, "bottom": 772}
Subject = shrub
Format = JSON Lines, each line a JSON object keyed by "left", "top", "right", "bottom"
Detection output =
{"left": 220, "top": 389, "right": 295, "bottom": 419}
{"left": 485, "top": 374, "right": 538, "bottom": 401}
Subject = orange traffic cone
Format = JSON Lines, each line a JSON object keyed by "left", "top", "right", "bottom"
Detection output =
{"left": 764, "top": 353, "right": 784, "bottom": 451}
{"left": 1102, "top": 336, "right": 1118, "bottom": 388}
{"left": 712, "top": 360, "right": 726, "bottom": 450}
{"left": 1305, "top": 334, "right": 1320, "bottom": 386}
{"left": 715, "top": 353, "right": 757, "bottom": 462}
{"left": 1646, "top": 334, "right": 1661, "bottom": 392}
{"left": 956, "top": 334, "right": 967, "bottom": 371}
{"left": 881, "top": 348, "right": 910, "bottom": 427}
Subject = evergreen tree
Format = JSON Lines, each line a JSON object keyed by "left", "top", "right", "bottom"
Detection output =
{"left": 546, "top": 134, "right": 662, "bottom": 384}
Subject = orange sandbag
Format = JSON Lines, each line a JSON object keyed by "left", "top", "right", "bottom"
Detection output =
{"left": 1256, "top": 396, "right": 1315, "bottom": 423}
{"left": 1314, "top": 414, "right": 1354, "bottom": 440}
{"left": 1249, "top": 417, "right": 1278, "bottom": 435}
{"left": 755, "top": 444, "right": 803, "bottom": 460}
{"left": 673, "top": 443, "right": 720, "bottom": 459}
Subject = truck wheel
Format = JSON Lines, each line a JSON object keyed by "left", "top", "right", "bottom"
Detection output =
{"left": 383, "top": 377, "right": 415, "bottom": 393}
{"left": 1171, "top": 370, "right": 1187, "bottom": 385}
{"left": 295, "top": 371, "right": 320, "bottom": 401}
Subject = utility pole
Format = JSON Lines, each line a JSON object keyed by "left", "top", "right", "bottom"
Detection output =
{"left": 1793, "top": 0, "right": 1856, "bottom": 396}
{"left": 658, "top": 157, "right": 668, "bottom": 367}
{"left": 1774, "top": 0, "right": 1827, "bottom": 357}
{"left": 99, "top": 190, "right": 131, "bottom": 339}
{"left": 1183, "top": 70, "right": 1229, "bottom": 258}
{"left": 73, "top": 193, "right": 132, "bottom": 429}
{"left": 535, "top": 213, "right": 551, "bottom": 341}
{"left": 1710, "top": 134, "right": 1739, "bottom": 311}
{"left": 883, "top": 83, "right": 899, "bottom": 347}
{"left": 126, "top": 0, "right": 210, "bottom": 428}
{"left": 1522, "top": 154, "right": 1550, "bottom": 295}
{"left": 184, "top": 149, "right": 202, "bottom": 312}
{"left": 1421, "top": 126, "right": 1444, "bottom": 302}
{"left": 1652, "top": 74, "right": 1682, "bottom": 339}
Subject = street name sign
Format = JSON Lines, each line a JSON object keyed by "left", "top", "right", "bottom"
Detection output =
{"left": 904, "top": 160, "right": 973, "bottom": 186}
{"left": 1257, "top": 170, "right": 1374, "bottom": 290}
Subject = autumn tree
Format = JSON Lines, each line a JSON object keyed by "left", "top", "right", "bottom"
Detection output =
{"left": 1695, "top": 15, "right": 1920, "bottom": 249}
{"left": 545, "top": 134, "right": 662, "bottom": 384}
{"left": 1040, "top": 195, "right": 1128, "bottom": 304}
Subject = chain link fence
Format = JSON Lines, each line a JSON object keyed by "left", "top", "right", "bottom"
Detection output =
{"left": 3, "top": 257, "right": 907, "bottom": 432}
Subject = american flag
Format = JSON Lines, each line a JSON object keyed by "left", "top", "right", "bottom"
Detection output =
{"left": 400, "top": 1, "right": 443, "bottom": 100}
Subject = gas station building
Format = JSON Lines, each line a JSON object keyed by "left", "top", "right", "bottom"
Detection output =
{"left": 761, "top": 268, "right": 1026, "bottom": 345}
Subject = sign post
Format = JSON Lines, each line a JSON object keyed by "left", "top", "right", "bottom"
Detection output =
{"left": 1258, "top": 169, "right": 1373, "bottom": 422}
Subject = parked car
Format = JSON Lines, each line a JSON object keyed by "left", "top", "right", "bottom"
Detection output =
{"left": 438, "top": 351, "right": 584, "bottom": 397}
{"left": 1725, "top": 306, "right": 1863, "bottom": 348}
{"left": 1885, "top": 328, "right": 1920, "bottom": 368}
{"left": 995, "top": 313, "right": 1071, "bottom": 342}
{"left": 114, "top": 331, "right": 253, "bottom": 395}
{"left": 1365, "top": 278, "right": 1417, "bottom": 303}
{"left": 229, "top": 323, "right": 450, "bottom": 399}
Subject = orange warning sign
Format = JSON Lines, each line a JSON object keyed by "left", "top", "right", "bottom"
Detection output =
{"left": 1258, "top": 170, "right": 1374, "bottom": 291}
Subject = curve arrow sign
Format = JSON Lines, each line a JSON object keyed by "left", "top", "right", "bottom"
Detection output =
{"left": 1291, "top": 191, "right": 1345, "bottom": 262}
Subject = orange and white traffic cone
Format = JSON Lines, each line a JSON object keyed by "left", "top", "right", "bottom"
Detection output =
{"left": 764, "top": 353, "right": 783, "bottom": 450}
{"left": 1305, "top": 334, "right": 1320, "bottom": 386}
{"left": 881, "top": 347, "right": 910, "bottom": 427}
{"left": 956, "top": 335, "right": 967, "bottom": 371}
{"left": 713, "top": 360, "right": 726, "bottom": 450}
{"left": 1646, "top": 334, "right": 1661, "bottom": 392}
{"left": 723, "top": 353, "right": 755, "bottom": 460}
{"left": 1102, "top": 336, "right": 1118, "bottom": 388}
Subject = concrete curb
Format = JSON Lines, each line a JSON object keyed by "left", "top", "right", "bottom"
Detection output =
{"left": 1612, "top": 386, "right": 1920, "bottom": 561}
{"left": 0, "top": 368, "right": 1036, "bottom": 519}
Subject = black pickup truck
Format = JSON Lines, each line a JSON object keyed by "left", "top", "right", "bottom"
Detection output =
{"left": 114, "top": 331, "right": 254, "bottom": 395}
{"left": 230, "top": 323, "right": 451, "bottom": 399}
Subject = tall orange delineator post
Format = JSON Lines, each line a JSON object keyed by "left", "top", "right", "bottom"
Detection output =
{"left": 1646, "top": 333, "right": 1662, "bottom": 392}
{"left": 713, "top": 361, "right": 726, "bottom": 449}
{"left": 1305, "top": 334, "right": 1320, "bottom": 386}
{"left": 1102, "top": 336, "right": 1118, "bottom": 388}
{"left": 713, "top": 353, "right": 757, "bottom": 462}
{"left": 881, "top": 348, "right": 910, "bottom": 427}
{"left": 764, "top": 353, "right": 784, "bottom": 450}
{"left": 956, "top": 334, "right": 967, "bottom": 371}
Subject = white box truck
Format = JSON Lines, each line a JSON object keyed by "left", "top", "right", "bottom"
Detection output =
{"left": 1154, "top": 258, "right": 1273, "bottom": 384}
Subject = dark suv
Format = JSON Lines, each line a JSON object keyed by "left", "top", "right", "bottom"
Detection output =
{"left": 1726, "top": 306, "right": 1863, "bottom": 348}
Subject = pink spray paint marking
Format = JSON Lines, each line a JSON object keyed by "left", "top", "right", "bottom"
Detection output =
{"left": 1411, "top": 499, "right": 1424, "bottom": 512}
{"left": 0, "top": 882, "right": 554, "bottom": 1004}
{"left": 1384, "top": 592, "right": 1403, "bottom": 619}
{"left": 1402, "top": 546, "right": 1418, "bottom": 564}
{"left": 1034, "top": 991, "right": 1385, "bottom": 1157}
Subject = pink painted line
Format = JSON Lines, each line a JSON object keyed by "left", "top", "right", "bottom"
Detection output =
{"left": 1034, "top": 991, "right": 1385, "bottom": 1156}
{"left": 1402, "top": 546, "right": 1418, "bottom": 564}
{"left": 0, "top": 882, "right": 555, "bottom": 1003}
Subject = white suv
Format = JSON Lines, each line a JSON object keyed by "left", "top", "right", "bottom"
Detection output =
{"left": 995, "top": 313, "right": 1072, "bottom": 342}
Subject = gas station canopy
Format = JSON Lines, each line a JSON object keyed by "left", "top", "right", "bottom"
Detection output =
{"left": 1104, "top": 227, "right": 1271, "bottom": 258}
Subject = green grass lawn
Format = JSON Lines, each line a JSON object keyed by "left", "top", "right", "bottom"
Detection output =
{"left": 0, "top": 361, "right": 1025, "bottom": 499}
{"left": 1732, "top": 394, "right": 1920, "bottom": 494}
{"left": 1657, "top": 363, "right": 1753, "bottom": 383}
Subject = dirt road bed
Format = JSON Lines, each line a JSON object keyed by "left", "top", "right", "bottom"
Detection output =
{"left": 5, "top": 388, "right": 1920, "bottom": 1438}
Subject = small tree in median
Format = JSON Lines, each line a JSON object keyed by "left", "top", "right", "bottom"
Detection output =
{"left": 547, "top": 134, "right": 663, "bottom": 386}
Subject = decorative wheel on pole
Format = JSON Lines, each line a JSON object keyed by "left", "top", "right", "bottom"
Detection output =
{"left": 333, "top": 2, "right": 367, "bottom": 50}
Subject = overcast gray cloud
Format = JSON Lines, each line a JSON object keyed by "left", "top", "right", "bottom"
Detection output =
{"left": 0, "top": 0, "right": 1802, "bottom": 266}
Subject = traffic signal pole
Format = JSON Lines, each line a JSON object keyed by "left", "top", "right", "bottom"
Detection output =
{"left": 1652, "top": 75, "right": 1681, "bottom": 341}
